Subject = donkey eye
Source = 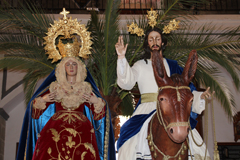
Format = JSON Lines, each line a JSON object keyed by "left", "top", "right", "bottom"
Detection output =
{"left": 160, "top": 98, "right": 165, "bottom": 101}
{"left": 190, "top": 98, "right": 193, "bottom": 104}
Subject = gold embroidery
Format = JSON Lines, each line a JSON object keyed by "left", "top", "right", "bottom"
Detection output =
{"left": 81, "top": 152, "right": 87, "bottom": 160}
{"left": 49, "top": 128, "right": 60, "bottom": 142}
{"left": 66, "top": 115, "right": 76, "bottom": 124}
{"left": 47, "top": 147, "right": 52, "bottom": 154}
{"left": 52, "top": 112, "right": 86, "bottom": 124}
{"left": 66, "top": 128, "right": 78, "bottom": 137}
{"left": 45, "top": 114, "right": 97, "bottom": 159}
{"left": 66, "top": 136, "right": 76, "bottom": 148}
{"left": 35, "top": 148, "right": 40, "bottom": 156}
{"left": 32, "top": 107, "right": 44, "bottom": 119}
{"left": 84, "top": 143, "right": 96, "bottom": 158}
{"left": 94, "top": 110, "right": 105, "bottom": 120}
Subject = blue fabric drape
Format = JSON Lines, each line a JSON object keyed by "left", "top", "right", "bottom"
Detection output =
{"left": 17, "top": 70, "right": 56, "bottom": 160}
{"left": 117, "top": 58, "right": 199, "bottom": 150}
{"left": 16, "top": 69, "right": 116, "bottom": 160}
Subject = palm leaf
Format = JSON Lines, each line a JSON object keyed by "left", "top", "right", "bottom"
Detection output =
{"left": 0, "top": 1, "right": 53, "bottom": 38}
{"left": 23, "top": 71, "right": 40, "bottom": 105}
{"left": 102, "top": 0, "right": 121, "bottom": 95}
{"left": 119, "top": 91, "right": 135, "bottom": 116}
{"left": 87, "top": 0, "right": 121, "bottom": 96}
{"left": 0, "top": 2, "right": 55, "bottom": 105}
{"left": 87, "top": 11, "right": 106, "bottom": 92}
{"left": 87, "top": 0, "right": 136, "bottom": 116}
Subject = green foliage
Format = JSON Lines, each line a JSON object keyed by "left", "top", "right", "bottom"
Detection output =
{"left": 119, "top": 91, "right": 135, "bottom": 115}
{"left": 87, "top": 0, "right": 136, "bottom": 115}
{"left": 87, "top": 0, "right": 121, "bottom": 96}
{"left": 0, "top": 2, "right": 55, "bottom": 104}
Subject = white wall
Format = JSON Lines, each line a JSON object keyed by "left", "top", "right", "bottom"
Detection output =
{"left": 4, "top": 101, "right": 25, "bottom": 160}
{"left": 204, "top": 65, "right": 240, "bottom": 159}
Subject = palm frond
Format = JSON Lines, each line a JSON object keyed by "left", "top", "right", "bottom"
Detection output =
{"left": 0, "top": 32, "right": 54, "bottom": 71}
{"left": 87, "top": 11, "right": 105, "bottom": 92}
{"left": 23, "top": 70, "right": 44, "bottom": 105}
{"left": 0, "top": 2, "right": 55, "bottom": 105}
{"left": 119, "top": 91, "right": 135, "bottom": 116}
{"left": 0, "top": 1, "right": 54, "bottom": 39}
{"left": 87, "top": 0, "right": 121, "bottom": 96}
{"left": 101, "top": 0, "right": 121, "bottom": 95}
{"left": 87, "top": 2, "right": 136, "bottom": 115}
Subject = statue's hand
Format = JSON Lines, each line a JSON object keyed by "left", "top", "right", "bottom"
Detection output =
{"left": 42, "top": 92, "right": 56, "bottom": 102}
{"left": 83, "top": 92, "right": 99, "bottom": 104}
{"left": 115, "top": 36, "right": 128, "bottom": 59}
{"left": 201, "top": 87, "right": 215, "bottom": 99}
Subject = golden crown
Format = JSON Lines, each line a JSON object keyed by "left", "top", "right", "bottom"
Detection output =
{"left": 44, "top": 8, "right": 92, "bottom": 63}
{"left": 57, "top": 36, "right": 81, "bottom": 58}
{"left": 127, "top": 8, "right": 180, "bottom": 36}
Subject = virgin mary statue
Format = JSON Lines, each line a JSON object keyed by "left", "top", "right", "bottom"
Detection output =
{"left": 16, "top": 8, "right": 116, "bottom": 160}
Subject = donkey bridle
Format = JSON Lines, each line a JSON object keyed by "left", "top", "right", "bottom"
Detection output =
{"left": 147, "top": 86, "right": 191, "bottom": 159}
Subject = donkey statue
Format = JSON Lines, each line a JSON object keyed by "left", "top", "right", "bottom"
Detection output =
{"left": 147, "top": 49, "right": 198, "bottom": 160}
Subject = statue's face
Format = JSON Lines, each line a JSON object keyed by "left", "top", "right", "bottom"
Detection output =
{"left": 65, "top": 59, "right": 78, "bottom": 76}
{"left": 148, "top": 31, "right": 164, "bottom": 51}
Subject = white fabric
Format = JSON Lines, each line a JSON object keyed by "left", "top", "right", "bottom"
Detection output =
{"left": 192, "top": 91, "right": 205, "bottom": 114}
{"left": 117, "top": 58, "right": 170, "bottom": 94}
{"left": 117, "top": 58, "right": 210, "bottom": 160}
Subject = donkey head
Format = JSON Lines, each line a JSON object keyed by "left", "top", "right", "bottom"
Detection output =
{"left": 151, "top": 49, "right": 198, "bottom": 143}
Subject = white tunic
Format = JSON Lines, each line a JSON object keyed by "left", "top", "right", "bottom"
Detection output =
{"left": 117, "top": 58, "right": 211, "bottom": 160}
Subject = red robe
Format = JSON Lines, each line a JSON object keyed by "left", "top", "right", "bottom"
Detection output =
{"left": 31, "top": 90, "right": 105, "bottom": 160}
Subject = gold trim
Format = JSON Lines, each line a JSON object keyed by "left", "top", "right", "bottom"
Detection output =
{"left": 141, "top": 93, "right": 158, "bottom": 103}
{"left": 52, "top": 111, "right": 87, "bottom": 124}
{"left": 159, "top": 86, "right": 190, "bottom": 102}
{"left": 103, "top": 101, "right": 110, "bottom": 160}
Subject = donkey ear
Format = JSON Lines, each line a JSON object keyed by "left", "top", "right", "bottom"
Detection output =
{"left": 182, "top": 49, "right": 198, "bottom": 85}
{"left": 152, "top": 50, "right": 171, "bottom": 86}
